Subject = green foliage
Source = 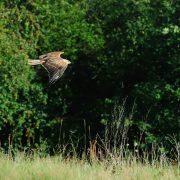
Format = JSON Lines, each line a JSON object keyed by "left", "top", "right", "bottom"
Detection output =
{"left": 0, "top": 4, "right": 47, "bottom": 148}
{"left": 87, "top": 0, "right": 180, "bottom": 143}
{"left": 0, "top": 0, "right": 179, "bottom": 155}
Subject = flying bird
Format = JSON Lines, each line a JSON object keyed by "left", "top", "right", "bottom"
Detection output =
{"left": 28, "top": 51, "right": 71, "bottom": 85}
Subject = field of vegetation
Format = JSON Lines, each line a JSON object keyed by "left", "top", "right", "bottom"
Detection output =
{"left": 0, "top": 152, "right": 179, "bottom": 180}
{"left": 0, "top": 0, "right": 179, "bottom": 179}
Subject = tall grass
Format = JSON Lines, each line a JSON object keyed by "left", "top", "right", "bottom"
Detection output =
{"left": 0, "top": 102, "right": 179, "bottom": 179}
{"left": 87, "top": 101, "right": 180, "bottom": 168}
{"left": 0, "top": 152, "right": 179, "bottom": 180}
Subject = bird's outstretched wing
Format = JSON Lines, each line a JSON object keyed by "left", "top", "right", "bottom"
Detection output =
{"left": 39, "top": 51, "right": 64, "bottom": 60}
{"left": 42, "top": 61, "right": 67, "bottom": 85}
{"left": 29, "top": 51, "right": 69, "bottom": 85}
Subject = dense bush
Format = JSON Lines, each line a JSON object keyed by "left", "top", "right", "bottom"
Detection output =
{"left": 0, "top": 0, "right": 179, "bottom": 154}
{"left": 0, "top": 4, "right": 47, "bottom": 149}
{"left": 87, "top": 0, "right": 180, "bottom": 144}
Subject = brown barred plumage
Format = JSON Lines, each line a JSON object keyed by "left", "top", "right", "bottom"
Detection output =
{"left": 28, "top": 51, "right": 71, "bottom": 85}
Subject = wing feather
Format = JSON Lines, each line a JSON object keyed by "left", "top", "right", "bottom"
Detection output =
{"left": 42, "top": 61, "right": 67, "bottom": 85}
{"left": 39, "top": 51, "right": 64, "bottom": 60}
{"left": 38, "top": 51, "right": 67, "bottom": 85}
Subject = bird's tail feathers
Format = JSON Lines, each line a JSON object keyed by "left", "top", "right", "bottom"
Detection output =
{"left": 28, "top": 59, "right": 42, "bottom": 65}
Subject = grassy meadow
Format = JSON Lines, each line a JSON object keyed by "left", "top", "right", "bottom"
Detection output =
{"left": 0, "top": 152, "right": 179, "bottom": 180}
{"left": 0, "top": 1, "right": 179, "bottom": 180}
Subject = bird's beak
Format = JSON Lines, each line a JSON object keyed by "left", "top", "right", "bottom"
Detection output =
{"left": 63, "top": 58, "right": 71, "bottom": 64}
{"left": 66, "top": 59, "right": 71, "bottom": 64}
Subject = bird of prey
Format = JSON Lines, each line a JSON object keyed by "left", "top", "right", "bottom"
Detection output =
{"left": 28, "top": 51, "right": 71, "bottom": 85}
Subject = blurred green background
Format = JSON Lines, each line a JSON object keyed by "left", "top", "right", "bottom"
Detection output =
{"left": 0, "top": 0, "right": 179, "bottom": 154}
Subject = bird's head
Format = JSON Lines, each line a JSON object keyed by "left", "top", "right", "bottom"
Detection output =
{"left": 63, "top": 59, "right": 71, "bottom": 65}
